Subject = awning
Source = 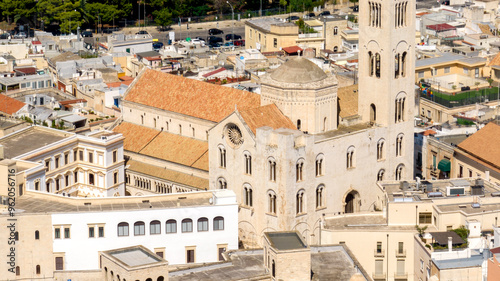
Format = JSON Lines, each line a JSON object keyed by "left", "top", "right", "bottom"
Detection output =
{"left": 438, "top": 159, "right": 451, "bottom": 172}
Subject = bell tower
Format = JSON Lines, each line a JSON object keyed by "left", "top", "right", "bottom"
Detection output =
{"left": 358, "top": 0, "right": 415, "bottom": 127}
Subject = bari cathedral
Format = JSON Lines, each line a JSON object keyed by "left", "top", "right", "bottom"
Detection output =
{"left": 118, "top": 0, "right": 415, "bottom": 248}
{"left": 209, "top": 0, "right": 415, "bottom": 247}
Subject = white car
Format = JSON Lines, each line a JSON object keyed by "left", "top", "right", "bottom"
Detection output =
{"left": 13, "top": 32, "right": 26, "bottom": 39}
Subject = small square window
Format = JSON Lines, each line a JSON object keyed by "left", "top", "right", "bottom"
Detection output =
{"left": 88, "top": 227, "right": 95, "bottom": 238}
{"left": 64, "top": 228, "right": 70, "bottom": 239}
{"left": 54, "top": 228, "right": 60, "bottom": 239}
{"left": 98, "top": 226, "right": 104, "bottom": 237}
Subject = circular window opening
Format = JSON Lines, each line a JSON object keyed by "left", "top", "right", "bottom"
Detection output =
{"left": 225, "top": 123, "right": 243, "bottom": 148}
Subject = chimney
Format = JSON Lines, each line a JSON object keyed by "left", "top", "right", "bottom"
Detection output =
{"left": 448, "top": 237, "right": 453, "bottom": 252}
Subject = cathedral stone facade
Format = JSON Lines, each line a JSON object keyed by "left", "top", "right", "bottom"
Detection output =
{"left": 210, "top": 0, "right": 415, "bottom": 247}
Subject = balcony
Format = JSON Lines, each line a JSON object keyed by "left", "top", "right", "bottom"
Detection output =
{"left": 372, "top": 273, "right": 386, "bottom": 280}
{"left": 394, "top": 272, "right": 408, "bottom": 280}
{"left": 374, "top": 249, "right": 385, "bottom": 257}
{"left": 395, "top": 249, "right": 406, "bottom": 257}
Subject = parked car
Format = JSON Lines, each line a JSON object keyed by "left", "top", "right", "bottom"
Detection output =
{"left": 319, "top": 11, "right": 331, "bottom": 16}
{"left": 225, "top": 34, "right": 242, "bottom": 41}
{"left": 208, "top": 28, "right": 224, "bottom": 35}
{"left": 0, "top": 33, "right": 9, "bottom": 39}
{"left": 287, "top": 16, "right": 300, "bottom": 21}
{"left": 194, "top": 37, "right": 206, "bottom": 43}
{"left": 153, "top": 42, "right": 164, "bottom": 51}
{"left": 207, "top": 36, "right": 223, "bottom": 44}
{"left": 209, "top": 42, "right": 222, "bottom": 49}
{"left": 233, "top": 39, "right": 245, "bottom": 46}
{"left": 307, "top": 12, "right": 316, "bottom": 17}
{"left": 136, "top": 30, "right": 149, "bottom": 35}
{"left": 224, "top": 42, "right": 234, "bottom": 47}
{"left": 82, "top": 31, "right": 93, "bottom": 37}
{"left": 13, "top": 32, "right": 26, "bottom": 39}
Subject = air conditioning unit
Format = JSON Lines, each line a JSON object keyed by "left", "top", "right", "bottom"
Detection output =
{"left": 447, "top": 186, "right": 465, "bottom": 196}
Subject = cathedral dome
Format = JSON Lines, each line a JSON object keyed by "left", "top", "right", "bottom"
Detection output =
{"left": 270, "top": 57, "right": 327, "bottom": 84}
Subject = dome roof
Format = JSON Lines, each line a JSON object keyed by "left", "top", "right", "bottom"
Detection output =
{"left": 270, "top": 57, "right": 327, "bottom": 84}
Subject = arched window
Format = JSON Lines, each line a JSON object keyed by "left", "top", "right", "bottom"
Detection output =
{"left": 323, "top": 117, "right": 327, "bottom": 132}
{"left": 197, "top": 217, "right": 209, "bottom": 232}
{"left": 179, "top": 124, "right": 182, "bottom": 135}
{"left": 244, "top": 152, "right": 252, "bottom": 175}
{"left": 272, "top": 260, "right": 276, "bottom": 277}
{"left": 333, "top": 46, "right": 338, "bottom": 52}
{"left": 395, "top": 164, "right": 405, "bottom": 180}
{"left": 396, "top": 134, "right": 404, "bottom": 157}
{"left": 296, "top": 159, "right": 304, "bottom": 182}
{"left": 217, "top": 177, "right": 227, "bottom": 189}
{"left": 268, "top": 158, "right": 277, "bottom": 181}
{"left": 214, "top": 216, "right": 224, "bottom": 230}
{"left": 375, "top": 53, "right": 381, "bottom": 78}
{"left": 346, "top": 146, "right": 355, "bottom": 169}
{"left": 395, "top": 93, "right": 406, "bottom": 123}
{"left": 16, "top": 266, "right": 20, "bottom": 276}
{"left": 219, "top": 145, "right": 226, "bottom": 168}
{"left": 117, "top": 222, "right": 129, "bottom": 236}
{"left": 150, "top": 220, "right": 161, "bottom": 235}
{"left": 377, "top": 169, "right": 385, "bottom": 181}
{"left": 268, "top": 191, "right": 277, "bottom": 214}
{"left": 377, "top": 139, "right": 385, "bottom": 160}
{"left": 315, "top": 154, "right": 324, "bottom": 177}
{"left": 134, "top": 221, "right": 145, "bottom": 236}
{"left": 368, "top": 51, "right": 374, "bottom": 76}
{"left": 153, "top": 118, "right": 157, "bottom": 128}
{"left": 182, "top": 219, "right": 193, "bottom": 233}
{"left": 297, "top": 119, "right": 301, "bottom": 130}
{"left": 88, "top": 173, "right": 95, "bottom": 185}
{"left": 370, "top": 103, "right": 376, "bottom": 123}
{"left": 166, "top": 219, "right": 177, "bottom": 233}
{"left": 401, "top": 52, "right": 407, "bottom": 77}
{"left": 36, "top": 265, "right": 41, "bottom": 274}
{"left": 395, "top": 53, "right": 400, "bottom": 78}
{"left": 157, "top": 277, "right": 165, "bottom": 281}
{"left": 296, "top": 190, "right": 305, "bottom": 214}
{"left": 141, "top": 115, "right": 144, "bottom": 125}
{"left": 244, "top": 184, "right": 253, "bottom": 207}
{"left": 333, "top": 26, "right": 338, "bottom": 35}
{"left": 35, "top": 230, "right": 40, "bottom": 240}
{"left": 316, "top": 185, "right": 324, "bottom": 208}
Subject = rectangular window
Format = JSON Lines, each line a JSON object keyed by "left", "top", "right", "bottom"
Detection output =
{"left": 55, "top": 257, "right": 63, "bottom": 270}
{"left": 64, "top": 153, "right": 68, "bottom": 165}
{"left": 475, "top": 68, "right": 479, "bottom": 78}
{"left": 273, "top": 38, "right": 277, "bottom": 48}
{"left": 186, "top": 248, "right": 195, "bottom": 263}
{"left": 79, "top": 150, "right": 84, "bottom": 161}
{"left": 113, "top": 150, "right": 117, "bottom": 163}
{"left": 54, "top": 228, "right": 61, "bottom": 239}
{"left": 73, "top": 150, "right": 77, "bottom": 162}
{"left": 419, "top": 212, "right": 432, "bottom": 224}
{"left": 218, "top": 245, "right": 227, "bottom": 261}
{"left": 463, "top": 68, "right": 469, "bottom": 74}
{"left": 156, "top": 251, "right": 164, "bottom": 258}
{"left": 418, "top": 71, "right": 424, "bottom": 78}
{"left": 45, "top": 160, "right": 50, "bottom": 171}
{"left": 375, "top": 259, "right": 383, "bottom": 274}
{"left": 444, "top": 67, "right": 450, "bottom": 73}
{"left": 55, "top": 157, "right": 59, "bottom": 169}
{"left": 397, "top": 259, "right": 405, "bottom": 275}
{"left": 113, "top": 172, "right": 118, "bottom": 185}
{"left": 376, "top": 241, "right": 382, "bottom": 253}
{"left": 88, "top": 152, "right": 93, "bottom": 163}
{"left": 398, "top": 242, "right": 404, "bottom": 254}
{"left": 35, "top": 181, "right": 39, "bottom": 191}
{"left": 89, "top": 227, "right": 95, "bottom": 238}
{"left": 98, "top": 226, "right": 104, "bottom": 237}
{"left": 64, "top": 227, "right": 70, "bottom": 238}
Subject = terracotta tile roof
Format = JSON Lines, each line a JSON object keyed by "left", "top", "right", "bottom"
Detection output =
{"left": 0, "top": 94, "right": 26, "bottom": 115}
{"left": 282, "top": 46, "right": 303, "bottom": 54}
{"left": 107, "top": 82, "right": 123, "bottom": 88}
{"left": 127, "top": 160, "right": 208, "bottom": 190}
{"left": 488, "top": 52, "right": 500, "bottom": 66}
{"left": 59, "top": 99, "right": 86, "bottom": 105}
{"left": 202, "top": 67, "right": 226, "bottom": 78}
{"left": 119, "top": 76, "right": 134, "bottom": 81}
{"left": 239, "top": 104, "right": 295, "bottom": 135}
{"left": 337, "top": 85, "right": 358, "bottom": 118}
{"left": 426, "top": 23, "right": 455, "bottom": 31}
{"left": 478, "top": 24, "right": 493, "bottom": 36}
{"left": 457, "top": 122, "right": 500, "bottom": 169}
{"left": 423, "top": 129, "right": 437, "bottom": 136}
{"left": 124, "top": 69, "right": 260, "bottom": 122}
{"left": 15, "top": 67, "right": 37, "bottom": 75}
{"left": 114, "top": 122, "right": 209, "bottom": 171}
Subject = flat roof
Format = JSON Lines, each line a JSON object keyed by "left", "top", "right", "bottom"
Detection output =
{"left": 6, "top": 191, "right": 216, "bottom": 215}
{"left": 0, "top": 74, "right": 51, "bottom": 86}
{"left": 0, "top": 126, "right": 71, "bottom": 159}
{"left": 109, "top": 247, "right": 162, "bottom": 267}
{"left": 433, "top": 254, "right": 484, "bottom": 270}
{"left": 266, "top": 232, "right": 307, "bottom": 251}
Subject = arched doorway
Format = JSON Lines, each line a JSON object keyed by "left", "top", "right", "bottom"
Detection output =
{"left": 344, "top": 190, "right": 360, "bottom": 213}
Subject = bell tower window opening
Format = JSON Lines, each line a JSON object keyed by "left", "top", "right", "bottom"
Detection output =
{"left": 375, "top": 53, "right": 381, "bottom": 78}
{"left": 368, "top": 52, "right": 374, "bottom": 76}
{"left": 395, "top": 53, "right": 400, "bottom": 78}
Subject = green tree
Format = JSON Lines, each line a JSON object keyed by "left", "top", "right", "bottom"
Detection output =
{"left": 153, "top": 8, "right": 173, "bottom": 28}
{"left": 0, "top": 0, "right": 35, "bottom": 24}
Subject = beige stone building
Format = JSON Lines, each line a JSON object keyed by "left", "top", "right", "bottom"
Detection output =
{"left": 454, "top": 122, "right": 500, "bottom": 186}
{"left": 245, "top": 18, "right": 300, "bottom": 52}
